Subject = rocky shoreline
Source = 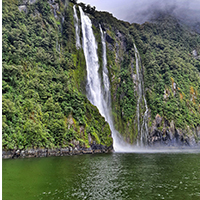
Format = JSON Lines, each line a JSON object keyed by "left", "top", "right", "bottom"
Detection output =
{"left": 2, "top": 144, "right": 113, "bottom": 159}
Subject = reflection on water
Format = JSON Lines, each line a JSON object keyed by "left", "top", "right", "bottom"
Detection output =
{"left": 3, "top": 150, "right": 200, "bottom": 200}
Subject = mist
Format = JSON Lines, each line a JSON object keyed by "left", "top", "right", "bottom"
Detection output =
{"left": 123, "top": 0, "right": 200, "bottom": 24}
{"left": 77, "top": 0, "right": 200, "bottom": 31}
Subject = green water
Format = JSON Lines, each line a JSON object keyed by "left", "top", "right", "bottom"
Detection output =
{"left": 2, "top": 151, "right": 200, "bottom": 200}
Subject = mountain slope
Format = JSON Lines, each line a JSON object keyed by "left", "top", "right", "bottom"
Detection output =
{"left": 2, "top": 0, "right": 112, "bottom": 151}
{"left": 2, "top": 0, "right": 200, "bottom": 152}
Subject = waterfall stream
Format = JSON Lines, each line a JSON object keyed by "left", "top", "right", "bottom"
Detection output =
{"left": 76, "top": 6, "right": 149, "bottom": 150}
{"left": 73, "top": 5, "right": 81, "bottom": 49}
{"left": 79, "top": 6, "right": 134, "bottom": 152}
{"left": 100, "top": 25, "right": 111, "bottom": 108}
{"left": 134, "top": 44, "right": 149, "bottom": 146}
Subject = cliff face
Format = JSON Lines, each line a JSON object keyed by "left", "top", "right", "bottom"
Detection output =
{"left": 2, "top": 0, "right": 200, "bottom": 152}
{"left": 2, "top": 0, "right": 113, "bottom": 152}
{"left": 89, "top": 7, "right": 200, "bottom": 146}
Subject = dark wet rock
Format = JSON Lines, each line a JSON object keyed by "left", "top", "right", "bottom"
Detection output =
{"left": 106, "top": 34, "right": 114, "bottom": 44}
{"left": 2, "top": 144, "right": 113, "bottom": 159}
{"left": 73, "top": 147, "right": 81, "bottom": 155}
{"left": 91, "top": 143, "right": 106, "bottom": 151}
{"left": 82, "top": 149, "right": 93, "bottom": 154}
{"left": 108, "top": 43, "right": 113, "bottom": 51}
{"left": 148, "top": 115, "right": 199, "bottom": 147}
{"left": 2, "top": 151, "right": 12, "bottom": 159}
{"left": 170, "top": 120, "right": 175, "bottom": 135}
{"left": 20, "top": 150, "right": 25, "bottom": 157}
{"left": 94, "top": 149, "right": 102, "bottom": 153}
{"left": 60, "top": 148, "right": 70, "bottom": 156}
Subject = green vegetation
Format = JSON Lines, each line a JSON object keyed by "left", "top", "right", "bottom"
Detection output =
{"left": 2, "top": 0, "right": 200, "bottom": 149}
{"left": 91, "top": 9, "right": 200, "bottom": 142}
{"left": 2, "top": 0, "right": 112, "bottom": 150}
{"left": 129, "top": 15, "right": 200, "bottom": 129}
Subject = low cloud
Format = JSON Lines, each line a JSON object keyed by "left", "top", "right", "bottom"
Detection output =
{"left": 78, "top": 0, "right": 200, "bottom": 25}
{"left": 123, "top": 0, "right": 200, "bottom": 25}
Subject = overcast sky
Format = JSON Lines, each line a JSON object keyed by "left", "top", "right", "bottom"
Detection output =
{"left": 77, "top": 0, "right": 200, "bottom": 24}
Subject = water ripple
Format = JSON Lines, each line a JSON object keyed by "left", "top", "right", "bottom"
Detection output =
{"left": 3, "top": 152, "right": 200, "bottom": 200}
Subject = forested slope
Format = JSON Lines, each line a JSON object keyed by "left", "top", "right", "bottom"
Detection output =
{"left": 2, "top": 0, "right": 112, "bottom": 150}
{"left": 2, "top": 0, "right": 200, "bottom": 152}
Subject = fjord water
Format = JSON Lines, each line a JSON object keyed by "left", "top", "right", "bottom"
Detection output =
{"left": 3, "top": 152, "right": 200, "bottom": 200}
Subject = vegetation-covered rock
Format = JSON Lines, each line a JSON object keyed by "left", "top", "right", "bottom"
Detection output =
{"left": 89, "top": 6, "right": 200, "bottom": 145}
{"left": 2, "top": 0, "right": 112, "bottom": 151}
{"left": 2, "top": 0, "right": 200, "bottom": 152}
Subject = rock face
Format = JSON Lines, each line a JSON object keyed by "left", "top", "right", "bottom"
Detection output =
{"left": 192, "top": 50, "right": 198, "bottom": 57}
{"left": 18, "top": 5, "right": 27, "bottom": 13}
{"left": 148, "top": 114, "right": 200, "bottom": 147}
{"left": 29, "top": 0, "right": 37, "bottom": 4}
{"left": 106, "top": 33, "right": 114, "bottom": 44}
{"left": 192, "top": 49, "right": 200, "bottom": 60}
{"left": 2, "top": 143, "right": 113, "bottom": 159}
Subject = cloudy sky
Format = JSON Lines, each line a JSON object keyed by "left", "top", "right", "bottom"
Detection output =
{"left": 77, "top": 0, "right": 200, "bottom": 24}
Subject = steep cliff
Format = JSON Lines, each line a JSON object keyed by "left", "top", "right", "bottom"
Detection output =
{"left": 88, "top": 6, "right": 200, "bottom": 146}
{"left": 2, "top": 0, "right": 200, "bottom": 153}
{"left": 2, "top": 0, "right": 113, "bottom": 153}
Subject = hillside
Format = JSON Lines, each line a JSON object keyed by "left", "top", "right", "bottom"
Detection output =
{"left": 2, "top": 0, "right": 113, "bottom": 152}
{"left": 2, "top": 0, "right": 200, "bottom": 154}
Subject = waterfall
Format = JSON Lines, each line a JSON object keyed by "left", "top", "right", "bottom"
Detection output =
{"left": 100, "top": 25, "right": 110, "bottom": 107}
{"left": 134, "top": 44, "right": 149, "bottom": 146}
{"left": 73, "top": 5, "right": 81, "bottom": 49}
{"left": 79, "top": 6, "right": 134, "bottom": 152}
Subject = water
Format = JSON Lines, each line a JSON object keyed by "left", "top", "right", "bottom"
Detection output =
{"left": 3, "top": 151, "right": 200, "bottom": 200}
{"left": 134, "top": 44, "right": 149, "bottom": 146}
{"left": 78, "top": 6, "right": 150, "bottom": 150}
{"left": 73, "top": 5, "right": 81, "bottom": 49}
{"left": 79, "top": 7, "right": 133, "bottom": 152}
{"left": 100, "top": 25, "right": 110, "bottom": 105}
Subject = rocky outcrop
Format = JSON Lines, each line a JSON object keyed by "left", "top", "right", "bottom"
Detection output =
{"left": 18, "top": 0, "right": 37, "bottom": 12}
{"left": 192, "top": 49, "right": 200, "bottom": 60}
{"left": 106, "top": 33, "right": 115, "bottom": 44}
{"left": 2, "top": 143, "right": 113, "bottom": 159}
{"left": 18, "top": 5, "right": 27, "bottom": 13}
{"left": 18, "top": 0, "right": 61, "bottom": 20}
{"left": 148, "top": 114, "right": 200, "bottom": 147}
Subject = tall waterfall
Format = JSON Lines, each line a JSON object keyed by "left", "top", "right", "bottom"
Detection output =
{"left": 134, "top": 44, "right": 149, "bottom": 146}
{"left": 73, "top": 5, "right": 81, "bottom": 49}
{"left": 100, "top": 25, "right": 110, "bottom": 107}
{"left": 79, "top": 6, "right": 133, "bottom": 152}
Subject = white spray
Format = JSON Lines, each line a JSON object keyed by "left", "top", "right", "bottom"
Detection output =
{"left": 100, "top": 25, "right": 110, "bottom": 107}
{"left": 73, "top": 5, "right": 81, "bottom": 49}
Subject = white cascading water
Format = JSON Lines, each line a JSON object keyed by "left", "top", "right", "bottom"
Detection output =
{"left": 99, "top": 25, "right": 110, "bottom": 106}
{"left": 73, "top": 5, "right": 81, "bottom": 49}
{"left": 134, "top": 44, "right": 149, "bottom": 146}
{"left": 79, "top": 6, "right": 134, "bottom": 152}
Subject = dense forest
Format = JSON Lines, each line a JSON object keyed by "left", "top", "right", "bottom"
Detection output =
{"left": 2, "top": 0, "right": 112, "bottom": 150}
{"left": 91, "top": 7, "right": 200, "bottom": 144}
{"left": 2, "top": 0, "right": 200, "bottom": 151}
